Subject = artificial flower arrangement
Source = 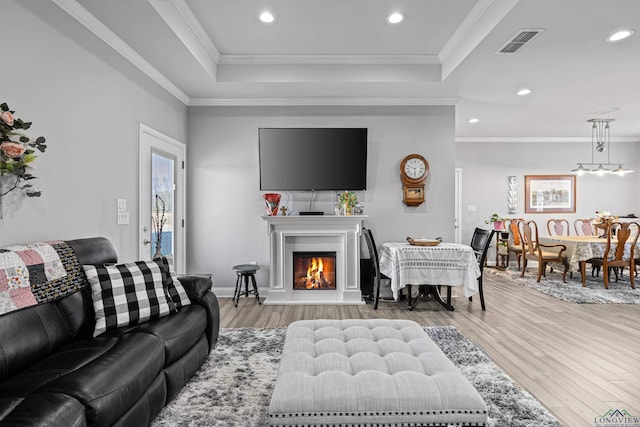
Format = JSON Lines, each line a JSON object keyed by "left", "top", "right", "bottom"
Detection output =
{"left": 0, "top": 102, "right": 47, "bottom": 197}
{"left": 595, "top": 211, "right": 617, "bottom": 224}
{"left": 336, "top": 191, "right": 359, "bottom": 215}
{"left": 338, "top": 190, "right": 358, "bottom": 208}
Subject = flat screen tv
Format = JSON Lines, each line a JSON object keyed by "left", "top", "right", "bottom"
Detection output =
{"left": 259, "top": 128, "right": 367, "bottom": 191}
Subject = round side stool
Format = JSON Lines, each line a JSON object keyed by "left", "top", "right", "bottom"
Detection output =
{"left": 232, "top": 264, "right": 261, "bottom": 307}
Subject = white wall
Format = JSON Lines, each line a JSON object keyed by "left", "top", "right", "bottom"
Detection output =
{"left": 0, "top": 1, "right": 187, "bottom": 261}
{"left": 187, "top": 105, "right": 455, "bottom": 289}
{"left": 457, "top": 139, "right": 640, "bottom": 261}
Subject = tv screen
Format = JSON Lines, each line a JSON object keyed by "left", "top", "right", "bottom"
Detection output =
{"left": 259, "top": 128, "right": 367, "bottom": 191}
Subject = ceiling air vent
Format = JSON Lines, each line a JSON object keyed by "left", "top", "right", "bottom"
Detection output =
{"left": 497, "top": 29, "right": 544, "bottom": 54}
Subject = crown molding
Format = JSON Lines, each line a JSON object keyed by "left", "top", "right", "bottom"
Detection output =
{"left": 51, "top": 0, "right": 189, "bottom": 104}
{"left": 218, "top": 54, "right": 440, "bottom": 65}
{"left": 189, "top": 97, "right": 460, "bottom": 107}
{"left": 456, "top": 136, "right": 640, "bottom": 143}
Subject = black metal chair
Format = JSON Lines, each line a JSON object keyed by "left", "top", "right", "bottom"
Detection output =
{"left": 468, "top": 227, "right": 495, "bottom": 311}
{"left": 362, "top": 228, "right": 392, "bottom": 310}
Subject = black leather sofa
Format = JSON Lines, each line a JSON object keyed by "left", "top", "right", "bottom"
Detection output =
{"left": 0, "top": 237, "right": 220, "bottom": 427}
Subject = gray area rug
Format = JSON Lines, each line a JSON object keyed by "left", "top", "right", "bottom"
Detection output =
{"left": 487, "top": 267, "right": 640, "bottom": 304}
{"left": 152, "top": 326, "right": 558, "bottom": 427}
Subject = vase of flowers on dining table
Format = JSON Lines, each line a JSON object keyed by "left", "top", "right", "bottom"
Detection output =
{"left": 594, "top": 211, "right": 618, "bottom": 236}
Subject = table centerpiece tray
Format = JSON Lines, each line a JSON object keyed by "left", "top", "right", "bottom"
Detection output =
{"left": 406, "top": 237, "right": 442, "bottom": 246}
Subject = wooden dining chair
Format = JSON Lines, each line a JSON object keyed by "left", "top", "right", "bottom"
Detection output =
{"left": 362, "top": 228, "right": 392, "bottom": 309}
{"left": 520, "top": 220, "right": 569, "bottom": 282}
{"left": 500, "top": 218, "right": 524, "bottom": 270}
{"left": 602, "top": 221, "right": 640, "bottom": 289}
{"left": 468, "top": 227, "right": 495, "bottom": 311}
{"left": 574, "top": 218, "right": 596, "bottom": 236}
{"left": 547, "top": 219, "right": 570, "bottom": 236}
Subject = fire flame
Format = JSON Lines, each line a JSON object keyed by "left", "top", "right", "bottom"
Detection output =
{"left": 306, "top": 257, "right": 324, "bottom": 289}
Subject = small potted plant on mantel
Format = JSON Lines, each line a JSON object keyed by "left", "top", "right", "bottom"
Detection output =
{"left": 485, "top": 213, "right": 505, "bottom": 231}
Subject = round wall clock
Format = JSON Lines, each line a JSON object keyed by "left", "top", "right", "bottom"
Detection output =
{"left": 400, "top": 154, "right": 429, "bottom": 206}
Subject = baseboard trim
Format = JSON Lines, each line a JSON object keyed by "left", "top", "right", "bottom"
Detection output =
{"left": 212, "top": 287, "right": 270, "bottom": 298}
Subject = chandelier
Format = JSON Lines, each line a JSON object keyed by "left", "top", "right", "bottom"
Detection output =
{"left": 571, "top": 118, "right": 633, "bottom": 176}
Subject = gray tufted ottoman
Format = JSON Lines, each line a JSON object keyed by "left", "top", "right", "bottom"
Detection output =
{"left": 268, "top": 319, "right": 487, "bottom": 426}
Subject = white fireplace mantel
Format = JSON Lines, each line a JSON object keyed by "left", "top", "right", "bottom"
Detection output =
{"left": 262, "top": 215, "right": 367, "bottom": 305}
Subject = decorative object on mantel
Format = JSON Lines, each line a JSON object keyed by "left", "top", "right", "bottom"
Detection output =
{"left": 485, "top": 213, "right": 504, "bottom": 231}
{"left": 0, "top": 102, "right": 47, "bottom": 219}
{"left": 152, "top": 194, "right": 167, "bottom": 259}
{"left": 262, "top": 193, "right": 281, "bottom": 216}
{"left": 406, "top": 236, "right": 442, "bottom": 246}
{"left": 570, "top": 118, "right": 633, "bottom": 176}
{"left": 507, "top": 176, "right": 517, "bottom": 214}
{"left": 337, "top": 190, "right": 358, "bottom": 215}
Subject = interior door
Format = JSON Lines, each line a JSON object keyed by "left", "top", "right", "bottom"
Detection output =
{"left": 139, "top": 124, "right": 186, "bottom": 272}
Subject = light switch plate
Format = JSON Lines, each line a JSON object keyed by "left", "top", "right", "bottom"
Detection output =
{"left": 117, "top": 199, "right": 127, "bottom": 212}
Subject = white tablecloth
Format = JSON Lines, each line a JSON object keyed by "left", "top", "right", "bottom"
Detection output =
{"left": 379, "top": 242, "right": 481, "bottom": 300}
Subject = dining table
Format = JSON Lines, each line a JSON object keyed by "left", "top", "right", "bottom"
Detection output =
{"left": 538, "top": 235, "right": 640, "bottom": 285}
{"left": 378, "top": 241, "right": 481, "bottom": 311}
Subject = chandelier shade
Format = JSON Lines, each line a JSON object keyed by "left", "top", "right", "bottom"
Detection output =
{"left": 571, "top": 118, "right": 633, "bottom": 176}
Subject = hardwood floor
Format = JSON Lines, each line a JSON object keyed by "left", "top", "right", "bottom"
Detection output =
{"left": 219, "top": 271, "right": 640, "bottom": 427}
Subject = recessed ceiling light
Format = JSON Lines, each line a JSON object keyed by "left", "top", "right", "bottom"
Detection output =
{"left": 388, "top": 12, "right": 405, "bottom": 24}
{"left": 607, "top": 28, "right": 635, "bottom": 42}
{"left": 517, "top": 88, "right": 532, "bottom": 96}
{"left": 259, "top": 11, "right": 274, "bottom": 23}
{"left": 468, "top": 118, "right": 479, "bottom": 124}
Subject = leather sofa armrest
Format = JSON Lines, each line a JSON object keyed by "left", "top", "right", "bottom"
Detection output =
{"left": 199, "top": 292, "right": 220, "bottom": 352}
{"left": 177, "top": 275, "right": 212, "bottom": 303}
{"left": 177, "top": 275, "right": 220, "bottom": 352}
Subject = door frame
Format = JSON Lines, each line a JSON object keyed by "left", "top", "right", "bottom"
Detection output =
{"left": 454, "top": 168, "right": 462, "bottom": 244}
{"left": 138, "top": 123, "right": 186, "bottom": 272}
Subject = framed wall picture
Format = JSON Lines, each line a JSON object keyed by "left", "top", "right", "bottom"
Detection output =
{"left": 524, "top": 175, "right": 576, "bottom": 213}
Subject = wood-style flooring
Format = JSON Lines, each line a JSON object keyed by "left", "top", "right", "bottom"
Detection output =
{"left": 219, "top": 271, "right": 640, "bottom": 427}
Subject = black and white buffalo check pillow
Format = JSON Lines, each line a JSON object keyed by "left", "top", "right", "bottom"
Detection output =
{"left": 83, "top": 259, "right": 172, "bottom": 337}
{"left": 156, "top": 256, "right": 191, "bottom": 310}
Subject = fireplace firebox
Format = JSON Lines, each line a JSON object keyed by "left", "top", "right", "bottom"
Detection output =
{"left": 293, "top": 251, "right": 337, "bottom": 290}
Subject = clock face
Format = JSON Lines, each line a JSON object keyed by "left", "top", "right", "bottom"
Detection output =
{"left": 404, "top": 158, "right": 426, "bottom": 179}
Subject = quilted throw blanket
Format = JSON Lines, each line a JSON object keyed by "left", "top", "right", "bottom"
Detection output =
{"left": 0, "top": 241, "right": 85, "bottom": 316}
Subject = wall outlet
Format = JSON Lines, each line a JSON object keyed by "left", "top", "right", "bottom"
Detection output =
{"left": 117, "top": 199, "right": 127, "bottom": 212}
{"left": 468, "top": 205, "right": 477, "bottom": 212}
{"left": 117, "top": 212, "right": 130, "bottom": 225}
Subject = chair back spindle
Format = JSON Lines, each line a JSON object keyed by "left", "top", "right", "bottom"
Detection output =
{"left": 602, "top": 222, "right": 639, "bottom": 290}
{"left": 547, "top": 219, "right": 570, "bottom": 236}
{"left": 574, "top": 218, "right": 595, "bottom": 236}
